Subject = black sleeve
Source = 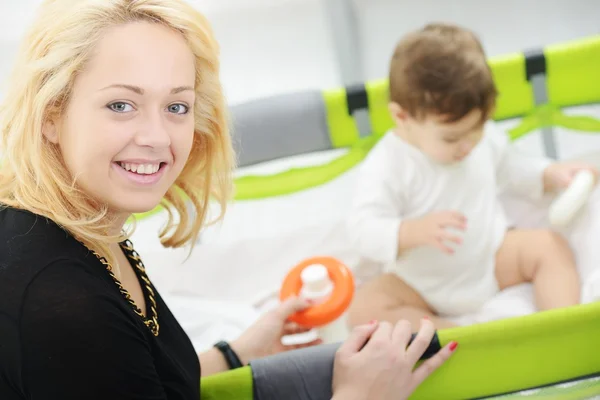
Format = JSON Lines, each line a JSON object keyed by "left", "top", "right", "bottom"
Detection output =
{"left": 19, "top": 261, "right": 168, "bottom": 400}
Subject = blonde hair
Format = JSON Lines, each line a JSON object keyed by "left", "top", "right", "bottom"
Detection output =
{"left": 0, "top": 0, "right": 234, "bottom": 268}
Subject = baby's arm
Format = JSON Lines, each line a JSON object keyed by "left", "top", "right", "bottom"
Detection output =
{"left": 346, "top": 153, "right": 406, "bottom": 264}
{"left": 347, "top": 151, "right": 465, "bottom": 262}
{"left": 488, "top": 123, "right": 553, "bottom": 200}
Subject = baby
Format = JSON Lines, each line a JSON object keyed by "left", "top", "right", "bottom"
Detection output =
{"left": 346, "top": 23, "right": 597, "bottom": 329}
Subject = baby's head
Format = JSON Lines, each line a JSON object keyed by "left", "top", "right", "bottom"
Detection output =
{"left": 388, "top": 23, "right": 497, "bottom": 164}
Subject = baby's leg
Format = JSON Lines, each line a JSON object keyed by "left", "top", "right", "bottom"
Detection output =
{"left": 346, "top": 272, "right": 456, "bottom": 329}
{"left": 495, "top": 229, "right": 580, "bottom": 310}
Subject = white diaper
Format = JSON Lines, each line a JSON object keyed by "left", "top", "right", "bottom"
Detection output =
{"left": 384, "top": 246, "right": 501, "bottom": 317}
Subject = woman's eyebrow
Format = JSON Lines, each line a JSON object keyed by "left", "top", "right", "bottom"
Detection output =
{"left": 99, "top": 84, "right": 194, "bottom": 94}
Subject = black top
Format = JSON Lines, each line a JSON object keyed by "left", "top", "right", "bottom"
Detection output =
{"left": 0, "top": 206, "right": 200, "bottom": 399}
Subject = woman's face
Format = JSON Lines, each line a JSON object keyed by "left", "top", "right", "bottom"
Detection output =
{"left": 44, "top": 21, "right": 196, "bottom": 217}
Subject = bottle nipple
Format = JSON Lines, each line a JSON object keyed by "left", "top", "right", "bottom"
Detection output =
{"left": 300, "top": 264, "right": 334, "bottom": 300}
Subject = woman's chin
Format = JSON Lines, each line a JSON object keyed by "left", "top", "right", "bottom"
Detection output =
{"left": 116, "top": 198, "right": 164, "bottom": 217}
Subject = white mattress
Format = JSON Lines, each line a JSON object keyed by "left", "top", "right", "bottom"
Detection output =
{"left": 132, "top": 105, "right": 600, "bottom": 351}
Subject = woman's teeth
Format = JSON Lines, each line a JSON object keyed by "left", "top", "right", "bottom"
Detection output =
{"left": 118, "top": 162, "right": 160, "bottom": 174}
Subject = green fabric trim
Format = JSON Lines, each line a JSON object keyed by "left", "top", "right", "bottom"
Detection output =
{"left": 200, "top": 366, "right": 253, "bottom": 400}
{"left": 232, "top": 134, "right": 382, "bottom": 200}
{"left": 546, "top": 35, "right": 600, "bottom": 107}
{"left": 365, "top": 78, "right": 394, "bottom": 135}
{"left": 322, "top": 88, "right": 361, "bottom": 148}
{"left": 488, "top": 52, "right": 536, "bottom": 121}
{"left": 411, "top": 301, "right": 600, "bottom": 400}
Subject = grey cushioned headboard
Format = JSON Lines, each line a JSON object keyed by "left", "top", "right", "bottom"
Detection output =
{"left": 229, "top": 91, "right": 333, "bottom": 167}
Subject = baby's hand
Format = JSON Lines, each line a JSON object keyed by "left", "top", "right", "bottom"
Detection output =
{"left": 400, "top": 211, "right": 467, "bottom": 254}
{"left": 543, "top": 162, "right": 599, "bottom": 192}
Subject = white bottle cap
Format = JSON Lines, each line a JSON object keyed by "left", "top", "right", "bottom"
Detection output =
{"left": 300, "top": 264, "right": 334, "bottom": 301}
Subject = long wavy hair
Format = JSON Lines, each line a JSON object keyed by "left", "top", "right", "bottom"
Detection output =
{"left": 0, "top": 0, "right": 234, "bottom": 269}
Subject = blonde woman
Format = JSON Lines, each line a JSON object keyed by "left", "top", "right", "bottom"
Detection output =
{"left": 0, "top": 0, "right": 456, "bottom": 399}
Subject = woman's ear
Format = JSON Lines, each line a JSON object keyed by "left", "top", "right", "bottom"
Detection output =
{"left": 42, "top": 118, "right": 59, "bottom": 144}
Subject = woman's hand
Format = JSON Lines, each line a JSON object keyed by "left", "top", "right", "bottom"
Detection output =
{"left": 232, "top": 296, "right": 322, "bottom": 364}
{"left": 331, "top": 319, "right": 457, "bottom": 400}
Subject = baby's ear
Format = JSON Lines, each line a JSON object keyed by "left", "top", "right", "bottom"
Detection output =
{"left": 388, "top": 102, "right": 408, "bottom": 123}
{"left": 42, "top": 118, "right": 59, "bottom": 144}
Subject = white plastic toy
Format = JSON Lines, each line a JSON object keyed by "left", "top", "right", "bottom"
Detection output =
{"left": 280, "top": 256, "right": 354, "bottom": 345}
{"left": 549, "top": 169, "right": 595, "bottom": 227}
{"left": 298, "top": 264, "right": 349, "bottom": 343}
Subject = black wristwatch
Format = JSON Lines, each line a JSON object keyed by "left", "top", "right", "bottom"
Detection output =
{"left": 213, "top": 341, "right": 244, "bottom": 369}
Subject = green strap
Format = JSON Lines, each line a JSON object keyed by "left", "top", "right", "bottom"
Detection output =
{"left": 322, "top": 88, "right": 361, "bottom": 148}
{"left": 365, "top": 79, "right": 394, "bottom": 135}
{"left": 546, "top": 35, "right": 600, "bottom": 107}
{"left": 508, "top": 104, "right": 600, "bottom": 140}
{"left": 488, "top": 52, "right": 536, "bottom": 121}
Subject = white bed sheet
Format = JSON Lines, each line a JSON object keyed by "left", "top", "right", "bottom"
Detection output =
{"left": 134, "top": 109, "right": 600, "bottom": 351}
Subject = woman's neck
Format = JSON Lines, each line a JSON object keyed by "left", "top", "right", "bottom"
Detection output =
{"left": 107, "top": 211, "right": 130, "bottom": 238}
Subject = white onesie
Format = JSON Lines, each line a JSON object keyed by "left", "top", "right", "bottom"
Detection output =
{"left": 347, "top": 122, "right": 551, "bottom": 316}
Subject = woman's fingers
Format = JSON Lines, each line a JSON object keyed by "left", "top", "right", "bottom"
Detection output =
{"left": 391, "top": 319, "right": 412, "bottom": 348}
{"left": 283, "top": 322, "right": 312, "bottom": 335}
{"left": 409, "top": 340, "right": 458, "bottom": 390}
{"left": 405, "top": 319, "right": 436, "bottom": 365}
{"left": 337, "top": 321, "right": 379, "bottom": 356}
{"left": 276, "top": 295, "right": 311, "bottom": 321}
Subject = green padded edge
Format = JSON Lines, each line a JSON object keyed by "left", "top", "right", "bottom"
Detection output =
{"left": 546, "top": 35, "right": 600, "bottom": 107}
{"left": 488, "top": 52, "right": 536, "bottom": 121}
{"left": 200, "top": 366, "right": 253, "bottom": 400}
{"left": 410, "top": 301, "right": 600, "bottom": 400}
{"left": 233, "top": 134, "right": 382, "bottom": 200}
{"left": 322, "top": 87, "right": 361, "bottom": 148}
{"left": 365, "top": 78, "right": 394, "bottom": 135}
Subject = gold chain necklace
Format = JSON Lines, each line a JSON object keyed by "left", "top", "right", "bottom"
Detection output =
{"left": 89, "top": 239, "right": 160, "bottom": 337}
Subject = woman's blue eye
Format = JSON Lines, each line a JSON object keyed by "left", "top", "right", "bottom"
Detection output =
{"left": 108, "top": 102, "right": 134, "bottom": 113}
{"left": 168, "top": 104, "right": 189, "bottom": 114}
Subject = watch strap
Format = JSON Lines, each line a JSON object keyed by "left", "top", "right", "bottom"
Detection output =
{"left": 213, "top": 340, "right": 244, "bottom": 369}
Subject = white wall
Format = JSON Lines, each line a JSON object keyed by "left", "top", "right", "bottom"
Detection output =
{"left": 353, "top": 0, "right": 600, "bottom": 80}
{"left": 1, "top": 0, "right": 598, "bottom": 158}
{"left": 1, "top": 0, "right": 599, "bottom": 102}
{"left": 0, "top": 0, "right": 341, "bottom": 105}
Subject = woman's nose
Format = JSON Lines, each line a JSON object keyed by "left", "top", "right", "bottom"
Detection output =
{"left": 135, "top": 114, "right": 171, "bottom": 149}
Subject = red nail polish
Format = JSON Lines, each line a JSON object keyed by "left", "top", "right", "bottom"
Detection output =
{"left": 449, "top": 341, "right": 458, "bottom": 351}
{"left": 423, "top": 316, "right": 429, "bottom": 320}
